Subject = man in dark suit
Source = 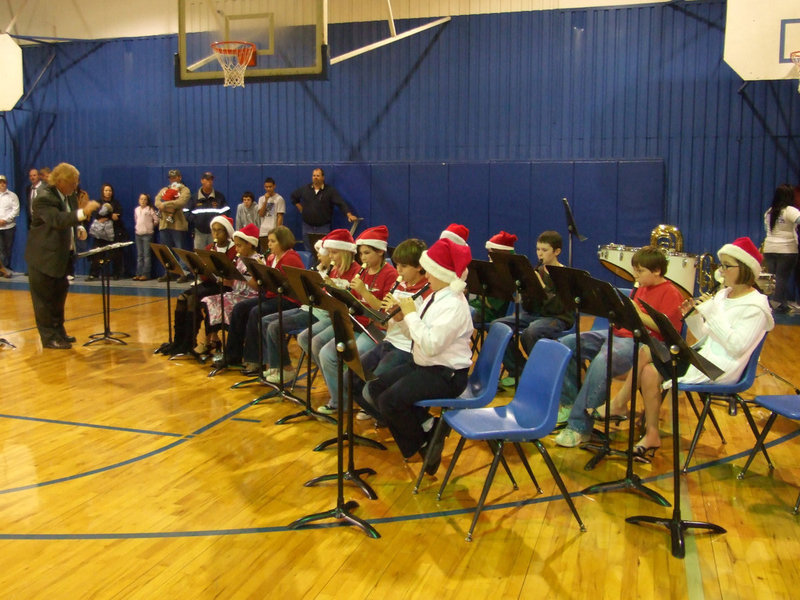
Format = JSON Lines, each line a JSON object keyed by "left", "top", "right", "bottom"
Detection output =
{"left": 24, "top": 167, "right": 44, "bottom": 230}
{"left": 25, "top": 162, "right": 99, "bottom": 349}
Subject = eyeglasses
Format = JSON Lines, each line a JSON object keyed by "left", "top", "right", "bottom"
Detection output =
{"left": 719, "top": 264, "right": 739, "bottom": 271}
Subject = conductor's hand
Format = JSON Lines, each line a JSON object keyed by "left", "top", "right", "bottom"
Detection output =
{"left": 83, "top": 200, "right": 101, "bottom": 217}
{"left": 77, "top": 190, "right": 90, "bottom": 208}
{"left": 346, "top": 212, "right": 358, "bottom": 223}
{"left": 77, "top": 226, "right": 88, "bottom": 241}
{"left": 399, "top": 296, "right": 417, "bottom": 316}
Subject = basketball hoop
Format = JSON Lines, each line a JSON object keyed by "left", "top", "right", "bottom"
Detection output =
{"left": 211, "top": 41, "right": 256, "bottom": 88}
{"left": 792, "top": 51, "right": 800, "bottom": 93}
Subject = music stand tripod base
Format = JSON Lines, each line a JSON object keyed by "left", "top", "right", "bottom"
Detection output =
{"left": 288, "top": 499, "right": 380, "bottom": 538}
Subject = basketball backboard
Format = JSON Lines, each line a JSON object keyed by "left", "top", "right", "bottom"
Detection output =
{"left": 177, "top": 0, "right": 327, "bottom": 84}
{"left": 724, "top": 0, "right": 800, "bottom": 82}
{"left": 0, "top": 34, "right": 23, "bottom": 111}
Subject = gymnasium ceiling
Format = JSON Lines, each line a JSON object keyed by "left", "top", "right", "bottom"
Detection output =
{"left": 2, "top": 0, "right": 673, "bottom": 43}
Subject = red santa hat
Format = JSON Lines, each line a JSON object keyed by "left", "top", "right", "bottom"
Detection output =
{"left": 234, "top": 223, "right": 260, "bottom": 248}
{"left": 210, "top": 215, "right": 234, "bottom": 240}
{"left": 485, "top": 231, "right": 518, "bottom": 252}
{"left": 439, "top": 223, "right": 470, "bottom": 246}
{"left": 717, "top": 237, "right": 762, "bottom": 277}
{"left": 419, "top": 238, "right": 472, "bottom": 292}
{"left": 356, "top": 225, "right": 389, "bottom": 252}
{"left": 321, "top": 228, "right": 357, "bottom": 254}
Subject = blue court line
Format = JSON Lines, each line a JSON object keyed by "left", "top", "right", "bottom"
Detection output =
{"left": 231, "top": 417, "right": 261, "bottom": 423}
{"left": 0, "top": 427, "right": 797, "bottom": 540}
{"left": 0, "top": 413, "right": 183, "bottom": 438}
{"left": 0, "top": 401, "right": 255, "bottom": 496}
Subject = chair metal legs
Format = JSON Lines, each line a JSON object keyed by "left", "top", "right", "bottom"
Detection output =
{"left": 533, "top": 440, "right": 586, "bottom": 533}
{"left": 437, "top": 437, "right": 585, "bottom": 541}
{"left": 682, "top": 392, "right": 727, "bottom": 473}
{"left": 737, "top": 412, "right": 778, "bottom": 480}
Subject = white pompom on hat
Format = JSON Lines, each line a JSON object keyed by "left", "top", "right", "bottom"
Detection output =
{"left": 717, "top": 236, "right": 762, "bottom": 277}
{"left": 321, "top": 228, "right": 357, "bottom": 253}
{"left": 419, "top": 238, "right": 472, "bottom": 292}
{"left": 485, "top": 231, "right": 518, "bottom": 252}
{"left": 356, "top": 225, "right": 389, "bottom": 252}
{"left": 210, "top": 215, "right": 235, "bottom": 240}
{"left": 439, "top": 223, "right": 470, "bottom": 246}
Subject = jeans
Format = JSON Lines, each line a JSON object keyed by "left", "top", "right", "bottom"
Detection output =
{"left": 763, "top": 252, "right": 797, "bottom": 306}
{"left": 0, "top": 227, "right": 15, "bottom": 269}
{"left": 256, "top": 308, "right": 314, "bottom": 368}
{"left": 135, "top": 233, "right": 153, "bottom": 277}
{"left": 310, "top": 329, "right": 378, "bottom": 408}
{"left": 560, "top": 331, "right": 635, "bottom": 434}
{"left": 493, "top": 308, "right": 571, "bottom": 376}
{"left": 301, "top": 222, "right": 331, "bottom": 254}
{"left": 158, "top": 228, "right": 187, "bottom": 273}
{"left": 194, "top": 230, "right": 213, "bottom": 250}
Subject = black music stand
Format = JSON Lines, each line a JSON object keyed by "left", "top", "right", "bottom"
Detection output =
{"left": 78, "top": 242, "right": 133, "bottom": 346}
{"left": 546, "top": 265, "right": 598, "bottom": 394}
{"left": 170, "top": 248, "right": 216, "bottom": 363}
{"left": 151, "top": 243, "right": 185, "bottom": 354}
{"left": 237, "top": 259, "right": 304, "bottom": 406}
{"left": 465, "top": 258, "right": 515, "bottom": 350}
{"left": 276, "top": 266, "right": 337, "bottom": 425}
{"left": 197, "top": 249, "right": 246, "bottom": 376}
{"left": 289, "top": 305, "right": 380, "bottom": 538}
{"left": 312, "top": 284, "right": 387, "bottom": 452}
{"left": 580, "top": 290, "right": 671, "bottom": 506}
{"left": 626, "top": 300, "right": 725, "bottom": 559}
{"left": 488, "top": 252, "right": 549, "bottom": 391}
{"left": 562, "top": 197, "right": 587, "bottom": 267}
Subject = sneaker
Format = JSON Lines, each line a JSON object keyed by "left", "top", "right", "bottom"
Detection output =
{"left": 500, "top": 376, "right": 516, "bottom": 388}
{"left": 66, "top": 274, "right": 74, "bottom": 281}
{"left": 317, "top": 403, "right": 336, "bottom": 415}
{"left": 157, "top": 274, "right": 172, "bottom": 282}
{"left": 557, "top": 405, "right": 571, "bottom": 424}
{"left": 356, "top": 410, "right": 371, "bottom": 421}
{"left": 554, "top": 428, "right": 590, "bottom": 448}
{"left": 176, "top": 274, "right": 191, "bottom": 283}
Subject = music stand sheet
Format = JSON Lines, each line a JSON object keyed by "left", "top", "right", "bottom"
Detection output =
{"left": 465, "top": 258, "right": 515, "bottom": 302}
{"left": 197, "top": 249, "right": 245, "bottom": 282}
{"left": 172, "top": 248, "right": 216, "bottom": 279}
{"left": 150, "top": 243, "right": 184, "bottom": 278}
{"left": 639, "top": 300, "right": 723, "bottom": 381}
{"left": 488, "top": 252, "right": 548, "bottom": 303}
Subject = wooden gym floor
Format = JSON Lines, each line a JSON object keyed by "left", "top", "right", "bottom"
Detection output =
{"left": 0, "top": 282, "right": 799, "bottom": 599}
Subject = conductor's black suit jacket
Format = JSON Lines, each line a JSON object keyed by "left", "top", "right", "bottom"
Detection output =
{"left": 24, "top": 184, "right": 81, "bottom": 278}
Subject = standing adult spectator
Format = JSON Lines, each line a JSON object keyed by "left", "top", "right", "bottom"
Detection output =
{"left": 291, "top": 168, "right": 357, "bottom": 251}
{"left": 190, "top": 171, "right": 228, "bottom": 250}
{"left": 0, "top": 175, "right": 20, "bottom": 277}
{"left": 763, "top": 183, "right": 800, "bottom": 313}
{"left": 87, "top": 183, "right": 126, "bottom": 280}
{"left": 25, "top": 162, "right": 100, "bottom": 349}
{"left": 257, "top": 177, "right": 285, "bottom": 251}
{"left": 24, "top": 167, "right": 44, "bottom": 230}
{"left": 155, "top": 169, "right": 191, "bottom": 283}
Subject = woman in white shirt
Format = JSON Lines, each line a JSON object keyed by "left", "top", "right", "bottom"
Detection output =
{"left": 763, "top": 184, "right": 800, "bottom": 313}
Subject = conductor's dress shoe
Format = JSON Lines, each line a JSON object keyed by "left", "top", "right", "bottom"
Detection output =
{"left": 63, "top": 335, "right": 77, "bottom": 343}
{"left": 43, "top": 339, "right": 72, "bottom": 350}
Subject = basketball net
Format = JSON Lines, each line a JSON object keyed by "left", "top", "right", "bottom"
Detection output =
{"left": 792, "top": 51, "right": 800, "bottom": 94}
{"left": 211, "top": 41, "right": 256, "bottom": 88}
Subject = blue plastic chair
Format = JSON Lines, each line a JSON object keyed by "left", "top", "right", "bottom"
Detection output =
{"left": 438, "top": 339, "right": 585, "bottom": 541}
{"left": 736, "top": 394, "right": 800, "bottom": 514}
{"left": 679, "top": 335, "right": 767, "bottom": 473}
{"left": 296, "top": 250, "right": 313, "bottom": 269}
{"left": 413, "top": 322, "right": 514, "bottom": 493}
